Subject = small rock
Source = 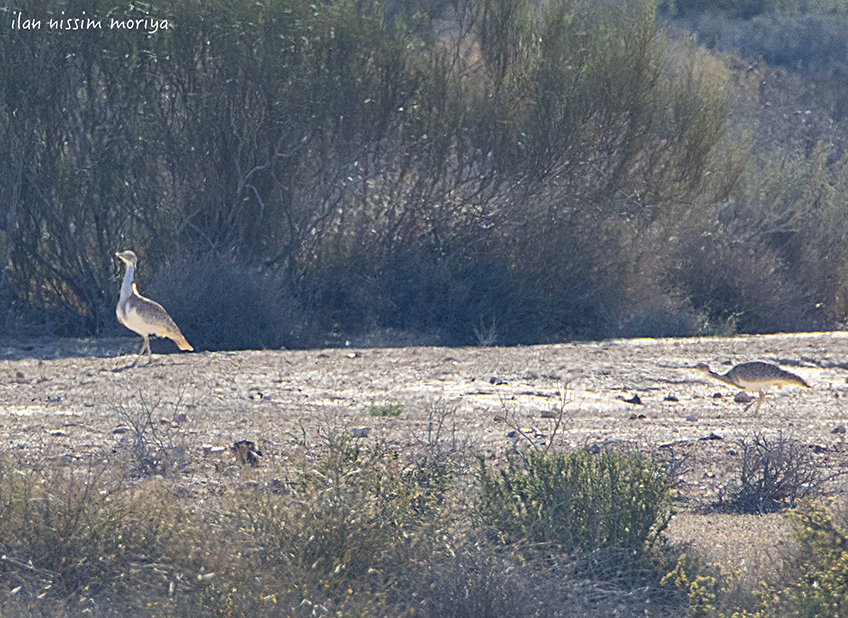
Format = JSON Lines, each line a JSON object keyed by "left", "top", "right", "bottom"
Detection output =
{"left": 686, "top": 415, "right": 698, "bottom": 422}
{"left": 489, "top": 376, "right": 507, "bottom": 385}
{"left": 48, "top": 429, "right": 68, "bottom": 436}
{"left": 832, "top": 425, "right": 846, "bottom": 435}
{"left": 231, "top": 440, "right": 262, "bottom": 466}
{"left": 173, "top": 411, "right": 189, "bottom": 424}
{"left": 810, "top": 443, "right": 828, "bottom": 453}
{"left": 734, "top": 392, "right": 755, "bottom": 404}
{"left": 712, "top": 392, "right": 723, "bottom": 399}
{"left": 699, "top": 432, "right": 723, "bottom": 441}
{"left": 352, "top": 427, "right": 371, "bottom": 438}
{"left": 624, "top": 394, "right": 642, "bottom": 405}
{"left": 664, "top": 394, "right": 679, "bottom": 402}
{"left": 112, "top": 426, "right": 133, "bottom": 434}
{"left": 14, "top": 370, "right": 26, "bottom": 383}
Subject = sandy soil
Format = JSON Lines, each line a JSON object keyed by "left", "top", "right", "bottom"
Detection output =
{"left": 2, "top": 331, "right": 848, "bottom": 570}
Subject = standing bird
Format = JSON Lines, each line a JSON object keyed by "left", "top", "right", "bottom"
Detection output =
{"left": 116, "top": 250, "right": 192, "bottom": 366}
{"left": 694, "top": 361, "right": 810, "bottom": 414}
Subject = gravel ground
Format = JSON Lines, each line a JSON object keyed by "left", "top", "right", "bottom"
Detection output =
{"left": 3, "top": 331, "right": 848, "bottom": 570}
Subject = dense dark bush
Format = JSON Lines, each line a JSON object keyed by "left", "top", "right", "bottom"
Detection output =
{"left": 0, "top": 0, "right": 747, "bottom": 346}
{"left": 148, "top": 253, "right": 314, "bottom": 351}
{"left": 7, "top": 0, "right": 848, "bottom": 345}
{"left": 666, "top": 218, "right": 812, "bottom": 333}
{"left": 690, "top": 12, "right": 848, "bottom": 72}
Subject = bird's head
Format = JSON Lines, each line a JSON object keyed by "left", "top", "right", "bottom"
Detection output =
{"left": 693, "top": 362, "right": 711, "bottom": 374}
{"left": 116, "top": 250, "right": 138, "bottom": 267}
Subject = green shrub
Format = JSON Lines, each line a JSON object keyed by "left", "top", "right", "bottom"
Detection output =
{"left": 770, "top": 501, "right": 848, "bottom": 617}
{"left": 368, "top": 402, "right": 406, "bottom": 417}
{"left": 477, "top": 449, "right": 674, "bottom": 555}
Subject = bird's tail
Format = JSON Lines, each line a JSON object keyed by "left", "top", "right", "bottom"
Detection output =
{"left": 171, "top": 333, "right": 194, "bottom": 351}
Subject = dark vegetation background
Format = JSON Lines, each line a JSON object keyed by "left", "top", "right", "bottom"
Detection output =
{"left": 2, "top": 0, "right": 848, "bottom": 349}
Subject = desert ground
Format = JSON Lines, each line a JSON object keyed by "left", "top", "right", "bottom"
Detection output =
{"left": 2, "top": 331, "right": 848, "bottom": 573}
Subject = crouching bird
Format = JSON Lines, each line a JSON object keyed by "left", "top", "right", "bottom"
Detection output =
{"left": 694, "top": 361, "right": 810, "bottom": 414}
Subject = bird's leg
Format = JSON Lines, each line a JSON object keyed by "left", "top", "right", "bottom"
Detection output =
{"left": 132, "top": 337, "right": 144, "bottom": 367}
{"left": 133, "top": 335, "right": 151, "bottom": 366}
{"left": 753, "top": 390, "right": 767, "bottom": 415}
{"left": 144, "top": 335, "right": 152, "bottom": 364}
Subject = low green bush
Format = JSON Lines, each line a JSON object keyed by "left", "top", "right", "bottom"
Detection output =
{"left": 476, "top": 449, "right": 674, "bottom": 555}
{"left": 368, "top": 402, "right": 405, "bottom": 417}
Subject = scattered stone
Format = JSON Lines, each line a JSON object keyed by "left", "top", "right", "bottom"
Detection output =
{"left": 521, "top": 370, "right": 539, "bottom": 380}
{"left": 112, "top": 426, "right": 133, "bottom": 434}
{"left": 712, "top": 392, "right": 723, "bottom": 399}
{"left": 624, "top": 394, "right": 642, "bottom": 405}
{"left": 48, "top": 429, "right": 68, "bottom": 436}
{"left": 686, "top": 415, "right": 698, "bottom": 422}
{"left": 14, "top": 370, "right": 26, "bottom": 384}
{"left": 810, "top": 443, "right": 828, "bottom": 453}
{"left": 489, "top": 376, "right": 507, "bottom": 385}
{"left": 540, "top": 410, "right": 559, "bottom": 418}
{"left": 832, "top": 425, "right": 846, "bottom": 435}
{"left": 47, "top": 396, "right": 62, "bottom": 403}
{"left": 659, "top": 438, "right": 690, "bottom": 448}
{"left": 231, "top": 439, "right": 262, "bottom": 466}
{"left": 352, "top": 426, "right": 371, "bottom": 438}
{"left": 699, "top": 432, "right": 723, "bottom": 441}
{"left": 734, "top": 392, "right": 755, "bottom": 404}
{"left": 173, "top": 411, "right": 189, "bottom": 424}
{"left": 584, "top": 443, "right": 601, "bottom": 454}
{"left": 664, "top": 394, "right": 679, "bottom": 402}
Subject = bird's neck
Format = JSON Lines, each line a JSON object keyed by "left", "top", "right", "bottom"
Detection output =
{"left": 120, "top": 264, "right": 135, "bottom": 302}
{"left": 712, "top": 371, "right": 739, "bottom": 388}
